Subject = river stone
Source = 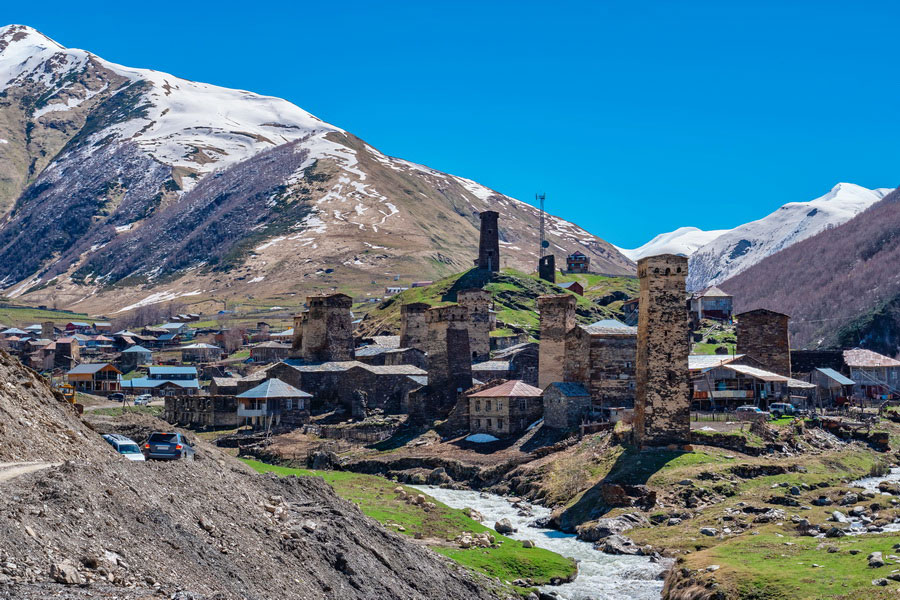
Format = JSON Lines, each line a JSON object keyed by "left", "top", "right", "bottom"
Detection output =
{"left": 868, "top": 552, "right": 885, "bottom": 568}
{"left": 597, "top": 534, "right": 641, "bottom": 555}
{"left": 831, "top": 511, "right": 848, "bottom": 523}
{"left": 494, "top": 518, "right": 515, "bottom": 534}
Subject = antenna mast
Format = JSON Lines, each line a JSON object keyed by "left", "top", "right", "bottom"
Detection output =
{"left": 537, "top": 193, "right": 546, "bottom": 257}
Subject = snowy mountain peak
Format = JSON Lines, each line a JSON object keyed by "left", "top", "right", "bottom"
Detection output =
{"left": 686, "top": 183, "right": 893, "bottom": 290}
{"left": 615, "top": 226, "right": 731, "bottom": 261}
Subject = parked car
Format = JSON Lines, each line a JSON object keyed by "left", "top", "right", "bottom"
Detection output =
{"left": 134, "top": 394, "right": 152, "bottom": 406}
{"left": 735, "top": 405, "right": 769, "bottom": 420}
{"left": 143, "top": 432, "right": 195, "bottom": 461}
{"left": 769, "top": 402, "right": 799, "bottom": 418}
{"left": 109, "top": 393, "right": 125, "bottom": 402}
{"left": 101, "top": 434, "right": 145, "bottom": 462}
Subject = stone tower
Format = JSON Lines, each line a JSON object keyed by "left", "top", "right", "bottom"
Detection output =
{"left": 634, "top": 254, "right": 691, "bottom": 448}
{"left": 538, "top": 255, "right": 556, "bottom": 283}
{"left": 400, "top": 302, "right": 430, "bottom": 352}
{"left": 41, "top": 321, "right": 54, "bottom": 340}
{"left": 736, "top": 308, "right": 791, "bottom": 376}
{"left": 294, "top": 293, "right": 355, "bottom": 362}
{"left": 457, "top": 288, "right": 493, "bottom": 361}
{"left": 425, "top": 305, "right": 472, "bottom": 394}
{"left": 290, "top": 312, "right": 308, "bottom": 358}
{"left": 538, "top": 294, "right": 576, "bottom": 388}
{"left": 477, "top": 210, "right": 500, "bottom": 272}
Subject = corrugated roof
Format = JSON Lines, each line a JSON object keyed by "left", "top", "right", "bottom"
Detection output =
{"left": 181, "top": 343, "right": 220, "bottom": 349}
{"left": 698, "top": 286, "right": 732, "bottom": 298}
{"left": 843, "top": 348, "right": 900, "bottom": 368}
{"left": 149, "top": 366, "right": 198, "bottom": 376}
{"left": 689, "top": 354, "right": 745, "bottom": 371}
{"left": 581, "top": 319, "right": 637, "bottom": 336}
{"left": 68, "top": 363, "right": 118, "bottom": 375}
{"left": 723, "top": 364, "right": 787, "bottom": 382}
{"left": 472, "top": 361, "right": 512, "bottom": 371}
{"left": 816, "top": 367, "right": 855, "bottom": 386}
{"left": 545, "top": 381, "right": 590, "bottom": 396}
{"left": 282, "top": 360, "right": 366, "bottom": 372}
{"left": 122, "top": 345, "right": 151, "bottom": 353}
{"left": 254, "top": 341, "right": 290, "bottom": 348}
{"left": 123, "top": 377, "right": 199, "bottom": 389}
{"left": 407, "top": 375, "right": 428, "bottom": 386}
{"left": 558, "top": 282, "right": 579, "bottom": 289}
{"left": 370, "top": 335, "right": 401, "bottom": 349}
{"left": 360, "top": 364, "right": 427, "bottom": 376}
{"left": 468, "top": 380, "right": 543, "bottom": 398}
{"left": 787, "top": 377, "right": 816, "bottom": 389}
{"left": 237, "top": 378, "right": 312, "bottom": 399}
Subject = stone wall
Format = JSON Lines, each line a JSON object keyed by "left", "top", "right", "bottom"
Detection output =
{"left": 564, "top": 328, "right": 636, "bottom": 408}
{"left": 537, "top": 295, "right": 576, "bottom": 388}
{"left": 634, "top": 254, "right": 691, "bottom": 448}
{"left": 477, "top": 210, "right": 500, "bottom": 272}
{"left": 457, "top": 288, "right": 492, "bottom": 361}
{"left": 425, "top": 305, "right": 473, "bottom": 394}
{"left": 164, "top": 395, "right": 240, "bottom": 428}
{"left": 400, "top": 302, "right": 430, "bottom": 353}
{"left": 736, "top": 309, "right": 791, "bottom": 376}
{"left": 538, "top": 254, "right": 556, "bottom": 283}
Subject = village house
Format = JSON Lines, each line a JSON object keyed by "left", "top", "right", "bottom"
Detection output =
{"left": 690, "top": 286, "right": 734, "bottom": 321}
{"left": 565, "top": 251, "right": 590, "bottom": 273}
{"left": 468, "top": 380, "right": 544, "bottom": 437}
{"left": 66, "top": 363, "right": 123, "bottom": 394}
{"left": 119, "top": 345, "right": 152, "bottom": 372}
{"left": 250, "top": 341, "right": 292, "bottom": 363}
{"left": 542, "top": 382, "right": 592, "bottom": 429}
{"left": 64, "top": 322, "right": 93, "bottom": 334}
{"left": 236, "top": 378, "right": 312, "bottom": 429}
{"left": 92, "top": 321, "right": 113, "bottom": 333}
{"left": 564, "top": 319, "right": 638, "bottom": 409}
{"left": 843, "top": 348, "right": 900, "bottom": 401}
{"left": 558, "top": 281, "right": 584, "bottom": 296}
{"left": 123, "top": 365, "right": 200, "bottom": 396}
{"left": 209, "top": 376, "right": 242, "bottom": 396}
{"left": 690, "top": 361, "right": 815, "bottom": 411}
{"left": 180, "top": 342, "right": 222, "bottom": 363}
{"left": 809, "top": 368, "right": 855, "bottom": 407}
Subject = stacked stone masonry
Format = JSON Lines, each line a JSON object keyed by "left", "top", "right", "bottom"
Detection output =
{"left": 736, "top": 308, "right": 792, "bottom": 377}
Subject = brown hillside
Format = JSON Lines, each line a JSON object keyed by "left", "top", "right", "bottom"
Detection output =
{"left": 720, "top": 188, "right": 900, "bottom": 355}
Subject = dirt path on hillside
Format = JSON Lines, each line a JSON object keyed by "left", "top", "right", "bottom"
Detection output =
{"left": 0, "top": 461, "right": 59, "bottom": 483}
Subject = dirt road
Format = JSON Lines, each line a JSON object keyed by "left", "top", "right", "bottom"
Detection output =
{"left": 0, "top": 461, "right": 59, "bottom": 483}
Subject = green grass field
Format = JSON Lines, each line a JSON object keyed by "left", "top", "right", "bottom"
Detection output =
{"left": 89, "top": 405, "right": 164, "bottom": 417}
{"left": 0, "top": 305, "right": 90, "bottom": 327}
{"left": 241, "top": 459, "right": 576, "bottom": 591}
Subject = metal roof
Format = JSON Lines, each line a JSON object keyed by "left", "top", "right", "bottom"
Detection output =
{"left": 472, "top": 360, "right": 512, "bottom": 371}
{"left": 237, "top": 378, "right": 312, "bottom": 399}
{"left": 697, "top": 286, "right": 732, "bottom": 298}
{"left": 689, "top": 354, "right": 745, "bottom": 371}
{"left": 816, "top": 367, "right": 855, "bottom": 386}
{"left": 581, "top": 319, "right": 637, "bottom": 336}
{"left": 122, "top": 345, "right": 152, "bottom": 353}
{"left": 123, "top": 377, "right": 199, "bottom": 389}
{"left": 181, "top": 343, "right": 220, "bottom": 349}
{"left": 68, "top": 363, "right": 118, "bottom": 375}
{"left": 723, "top": 364, "right": 787, "bottom": 382}
{"left": 149, "top": 366, "right": 198, "bottom": 375}
{"left": 843, "top": 348, "right": 900, "bottom": 368}
{"left": 544, "top": 381, "right": 590, "bottom": 396}
{"left": 468, "top": 380, "right": 544, "bottom": 398}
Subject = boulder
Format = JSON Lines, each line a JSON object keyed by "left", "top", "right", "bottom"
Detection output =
{"left": 868, "top": 552, "right": 885, "bottom": 568}
{"left": 522, "top": 539, "right": 535, "bottom": 548}
{"left": 494, "top": 518, "right": 515, "bottom": 534}
{"left": 699, "top": 527, "right": 718, "bottom": 537}
{"left": 597, "top": 534, "right": 641, "bottom": 555}
{"left": 50, "top": 562, "right": 82, "bottom": 585}
{"left": 840, "top": 493, "right": 859, "bottom": 506}
{"left": 426, "top": 467, "right": 452, "bottom": 486}
{"left": 575, "top": 514, "right": 649, "bottom": 541}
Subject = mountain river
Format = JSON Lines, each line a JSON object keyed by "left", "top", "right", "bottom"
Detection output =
{"left": 411, "top": 485, "right": 669, "bottom": 600}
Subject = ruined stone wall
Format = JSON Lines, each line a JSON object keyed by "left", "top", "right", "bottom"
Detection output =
{"left": 538, "top": 255, "right": 556, "bottom": 283}
{"left": 300, "top": 294, "right": 355, "bottom": 362}
{"left": 736, "top": 309, "right": 791, "bottom": 376}
{"left": 164, "top": 395, "right": 240, "bottom": 428}
{"left": 400, "top": 302, "right": 430, "bottom": 353}
{"left": 338, "top": 367, "right": 423, "bottom": 416}
{"left": 457, "top": 288, "right": 492, "bottom": 361}
{"left": 634, "top": 254, "right": 691, "bottom": 448}
{"left": 538, "top": 295, "right": 576, "bottom": 388}
{"left": 477, "top": 210, "right": 500, "bottom": 272}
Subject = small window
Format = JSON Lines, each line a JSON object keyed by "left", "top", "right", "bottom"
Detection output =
{"left": 475, "top": 400, "right": 481, "bottom": 412}
{"left": 497, "top": 419, "right": 504, "bottom": 430}
{"left": 486, "top": 418, "right": 492, "bottom": 429}
{"left": 497, "top": 400, "right": 503, "bottom": 410}
{"left": 285, "top": 398, "right": 293, "bottom": 410}
{"left": 474, "top": 418, "right": 481, "bottom": 429}
{"left": 485, "top": 400, "right": 491, "bottom": 411}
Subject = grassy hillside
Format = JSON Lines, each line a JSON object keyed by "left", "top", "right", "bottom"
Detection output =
{"left": 357, "top": 267, "right": 638, "bottom": 338}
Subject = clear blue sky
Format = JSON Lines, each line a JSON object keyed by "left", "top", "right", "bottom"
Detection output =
{"left": 7, "top": 1, "right": 899, "bottom": 247}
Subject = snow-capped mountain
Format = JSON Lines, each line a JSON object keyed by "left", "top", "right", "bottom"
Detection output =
{"left": 686, "top": 183, "right": 893, "bottom": 291}
{"left": 615, "top": 226, "right": 731, "bottom": 261}
{"left": 0, "top": 25, "right": 632, "bottom": 313}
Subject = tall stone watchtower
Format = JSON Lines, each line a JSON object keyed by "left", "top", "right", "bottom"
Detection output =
{"left": 400, "top": 302, "right": 430, "bottom": 353}
{"left": 296, "top": 293, "right": 355, "bottom": 362}
{"left": 538, "top": 255, "right": 556, "bottom": 283}
{"left": 41, "top": 321, "right": 54, "bottom": 340}
{"left": 634, "top": 254, "right": 691, "bottom": 448}
{"left": 457, "top": 288, "right": 493, "bottom": 361}
{"left": 425, "top": 305, "right": 473, "bottom": 394}
{"left": 477, "top": 210, "right": 500, "bottom": 272}
{"left": 538, "top": 294, "right": 576, "bottom": 388}
{"left": 736, "top": 308, "right": 791, "bottom": 376}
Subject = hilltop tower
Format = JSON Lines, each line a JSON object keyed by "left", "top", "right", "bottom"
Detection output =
{"left": 634, "top": 254, "right": 691, "bottom": 448}
{"left": 736, "top": 309, "right": 791, "bottom": 376}
{"left": 400, "top": 302, "right": 430, "bottom": 353}
{"left": 538, "top": 255, "right": 556, "bottom": 283}
{"left": 457, "top": 288, "right": 493, "bottom": 361}
{"left": 477, "top": 210, "right": 500, "bottom": 272}
{"left": 538, "top": 294, "right": 576, "bottom": 388}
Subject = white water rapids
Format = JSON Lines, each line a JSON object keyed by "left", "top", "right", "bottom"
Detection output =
{"left": 411, "top": 485, "right": 668, "bottom": 600}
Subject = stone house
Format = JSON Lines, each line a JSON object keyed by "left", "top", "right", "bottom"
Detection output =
{"left": 564, "top": 319, "right": 637, "bottom": 409}
{"left": 119, "top": 345, "right": 152, "bottom": 372}
{"left": 180, "top": 343, "right": 222, "bottom": 363}
{"left": 543, "top": 382, "right": 591, "bottom": 430}
{"left": 164, "top": 395, "right": 239, "bottom": 428}
{"left": 468, "top": 380, "right": 544, "bottom": 437}
{"left": 250, "top": 341, "right": 291, "bottom": 363}
{"left": 736, "top": 308, "right": 791, "bottom": 377}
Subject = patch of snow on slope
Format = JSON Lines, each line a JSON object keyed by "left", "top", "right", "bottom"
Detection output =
{"left": 615, "top": 226, "right": 731, "bottom": 261}
{"left": 115, "top": 289, "right": 202, "bottom": 313}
